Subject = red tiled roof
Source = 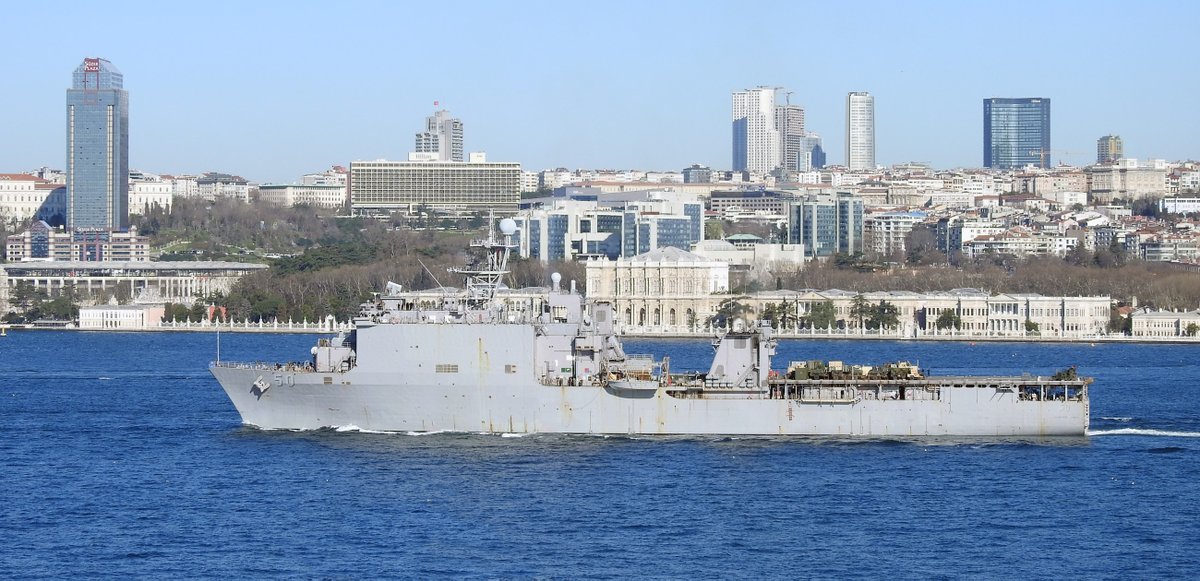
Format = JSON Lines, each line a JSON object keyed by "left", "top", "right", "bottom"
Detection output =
{"left": 0, "top": 173, "right": 46, "bottom": 183}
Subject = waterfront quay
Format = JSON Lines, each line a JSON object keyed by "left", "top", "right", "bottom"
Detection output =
{"left": 8, "top": 318, "right": 1196, "bottom": 344}
{"left": 625, "top": 328, "right": 1200, "bottom": 344}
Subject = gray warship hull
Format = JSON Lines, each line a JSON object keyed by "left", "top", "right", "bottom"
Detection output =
{"left": 210, "top": 323, "right": 1089, "bottom": 436}
{"left": 209, "top": 219, "right": 1090, "bottom": 437}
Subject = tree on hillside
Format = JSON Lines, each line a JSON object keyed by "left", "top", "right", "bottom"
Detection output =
{"left": 905, "top": 225, "right": 943, "bottom": 265}
{"left": 1130, "top": 197, "right": 1162, "bottom": 218}
{"left": 1064, "top": 243, "right": 1090, "bottom": 267}
{"left": 704, "top": 220, "right": 724, "bottom": 240}
{"left": 834, "top": 252, "right": 875, "bottom": 272}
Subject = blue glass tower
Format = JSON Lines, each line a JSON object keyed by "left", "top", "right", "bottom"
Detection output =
{"left": 67, "top": 57, "right": 129, "bottom": 230}
{"left": 983, "top": 98, "right": 1050, "bottom": 169}
{"left": 731, "top": 118, "right": 748, "bottom": 172}
{"left": 787, "top": 193, "right": 864, "bottom": 258}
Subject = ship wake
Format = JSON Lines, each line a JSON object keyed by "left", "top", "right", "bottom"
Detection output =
{"left": 1087, "top": 428, "right": 1200, "bottom": 438}
{"left": 331, "top": 424, "right": 402, "bottom": 434}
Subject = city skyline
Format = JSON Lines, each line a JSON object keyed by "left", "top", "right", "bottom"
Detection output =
{"left": 1, "top": 1, "right": 1197, "bottom": 182}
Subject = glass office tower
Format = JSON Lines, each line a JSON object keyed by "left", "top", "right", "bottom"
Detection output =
{"left": 983, "top": 98, "right": 1050, "bottom": 169}
{"left": 67, "top": 57, "right": 129, "bottom": 230}
{"left": 787, "top": 193, "right": 864, "bottom": 258}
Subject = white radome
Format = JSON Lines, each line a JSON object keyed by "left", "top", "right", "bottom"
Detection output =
{"left": 499, "top": 218, "right": 517, "bottom": 235}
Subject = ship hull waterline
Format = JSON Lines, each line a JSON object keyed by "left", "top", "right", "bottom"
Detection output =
{"left": 209, "top": 366, "right": 1089, "bottom": 437}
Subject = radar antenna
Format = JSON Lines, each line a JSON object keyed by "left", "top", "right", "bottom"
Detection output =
{"left": 449, "top": 211, "right": 518, "bottom": 310}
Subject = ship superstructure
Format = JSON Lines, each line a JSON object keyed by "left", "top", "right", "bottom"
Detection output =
{"left": 210, "top": 219, "right": 1090, "bottom": 436}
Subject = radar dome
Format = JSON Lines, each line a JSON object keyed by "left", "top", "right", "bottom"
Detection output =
{"left": 551, "top": 272, "right": 562, "bottom": 284}
{"left": 499, "top": 218, "right": 517, "bottom": 235}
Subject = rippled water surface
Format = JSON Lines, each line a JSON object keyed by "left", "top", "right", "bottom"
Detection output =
{"left": 2, "top": 331, "right": 1197, "bottom": 578}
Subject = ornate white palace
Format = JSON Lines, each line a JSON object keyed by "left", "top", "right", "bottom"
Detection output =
{"left": 585, "top": 248, "right": 1112, "bottom": 338}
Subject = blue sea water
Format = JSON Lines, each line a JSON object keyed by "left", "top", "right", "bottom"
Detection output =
{"left": 1, "top": 330, "right": 1198, "bottom": 579}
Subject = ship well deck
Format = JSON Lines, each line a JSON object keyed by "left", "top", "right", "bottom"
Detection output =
{"left": 760, "top": 377, "right": 1089, "bottom": 403}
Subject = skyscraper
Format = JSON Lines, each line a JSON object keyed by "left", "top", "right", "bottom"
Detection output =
{"left": 798, "top": 133, "right": 825, "bottom": 171}
{"left": 983, "top": 98, "right": 1051, "bottom": 169}
{"left": 415, "top": 108, "right": 464, "bottom": 162}
{"left": 774, "top": 104, "right": 806, "bottom": 171}
{"left": 845, "top": 92, "right": 875, "bottom": 171}
{"left": 1097, "top": 135, "right": 1123, "bottom": 164}
{"left": 732, "top": 87, "right": 781, "bottom": 173}
{"left": 66, "top": 57, "right": 129, "bottom": 230}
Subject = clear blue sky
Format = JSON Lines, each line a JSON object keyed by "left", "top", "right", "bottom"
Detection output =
{"left": 1, "top": 0, "right": 1196, "bottom": 183}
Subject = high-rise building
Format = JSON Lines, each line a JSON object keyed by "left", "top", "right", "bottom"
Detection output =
{"left": 66, "top": 57, "right": 129, "bottom": 230}
{"left": 798, "top": 133, "right": 825, "bottom": 171}
{"left": 732, "top": 87, "right": 781, "bottom": 173}
{"left": 786, "top": 192, "right": 864, "bottom": 258}
{"left": 845, "top": 92, "right": 875, "bottom": 171}
{"left": 415, "top": 108, "right": 464, "bottom": 162}
{"left": 1097, "top": 135, "right": 1123, "bottom": 165}
{"left": 774, "top": 104, "right": 806, "bottom": 171}
{"left": 983, "top": 98, "right": 1051, "bottom": 169}
{"left": 349, "top": 157, "right": 521, "bottom": 217}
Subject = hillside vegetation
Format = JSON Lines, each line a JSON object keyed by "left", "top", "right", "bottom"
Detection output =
{"left": 130, "top": 201, "right": 584, "bottom": 322}
{"left": 119, "top": 202, "right": 1198, "bottom": 322}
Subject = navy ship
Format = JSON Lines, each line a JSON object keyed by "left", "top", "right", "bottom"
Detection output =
{"left": 210, "top": 219, "right": 1090, "bottom": 436}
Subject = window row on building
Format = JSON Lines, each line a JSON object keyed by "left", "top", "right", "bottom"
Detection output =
{"left": 349, "top": 159, "right": 521, "bottom": 217}
{"left": 257, "top": 184, "right": 347, "bottom": 209}
{"left": 512, "top": 196, "right": 703, "bottom": 262}
{"left": 0, "top": 260, "right": 268, "bottom": 313}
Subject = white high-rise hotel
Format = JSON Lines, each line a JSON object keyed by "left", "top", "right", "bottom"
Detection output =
{"left": 845, "top": 91, "right": 875, "bottom": 171}
{"left": 731, "top": 87, "right": 781, "bottom": 173}
{"left": 415, "top": 108, "right": 464, "bottom": 162}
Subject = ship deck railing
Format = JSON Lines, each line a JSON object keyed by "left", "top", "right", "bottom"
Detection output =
{"left": 768, "top": 376, "right": 1088, "bottom": 403}
{"left": 619, "top": 354, "right": 656, "bottom": 369}
{"left": 768, "top": 376, "right": 1092, "bottom": 387}
{"left": 211, "top": 360, "right": 317, "bottom": 372}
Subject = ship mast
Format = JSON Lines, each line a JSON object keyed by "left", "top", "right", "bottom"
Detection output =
{"left": 450, "top": 213, "right": 518, "bottom": 310}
